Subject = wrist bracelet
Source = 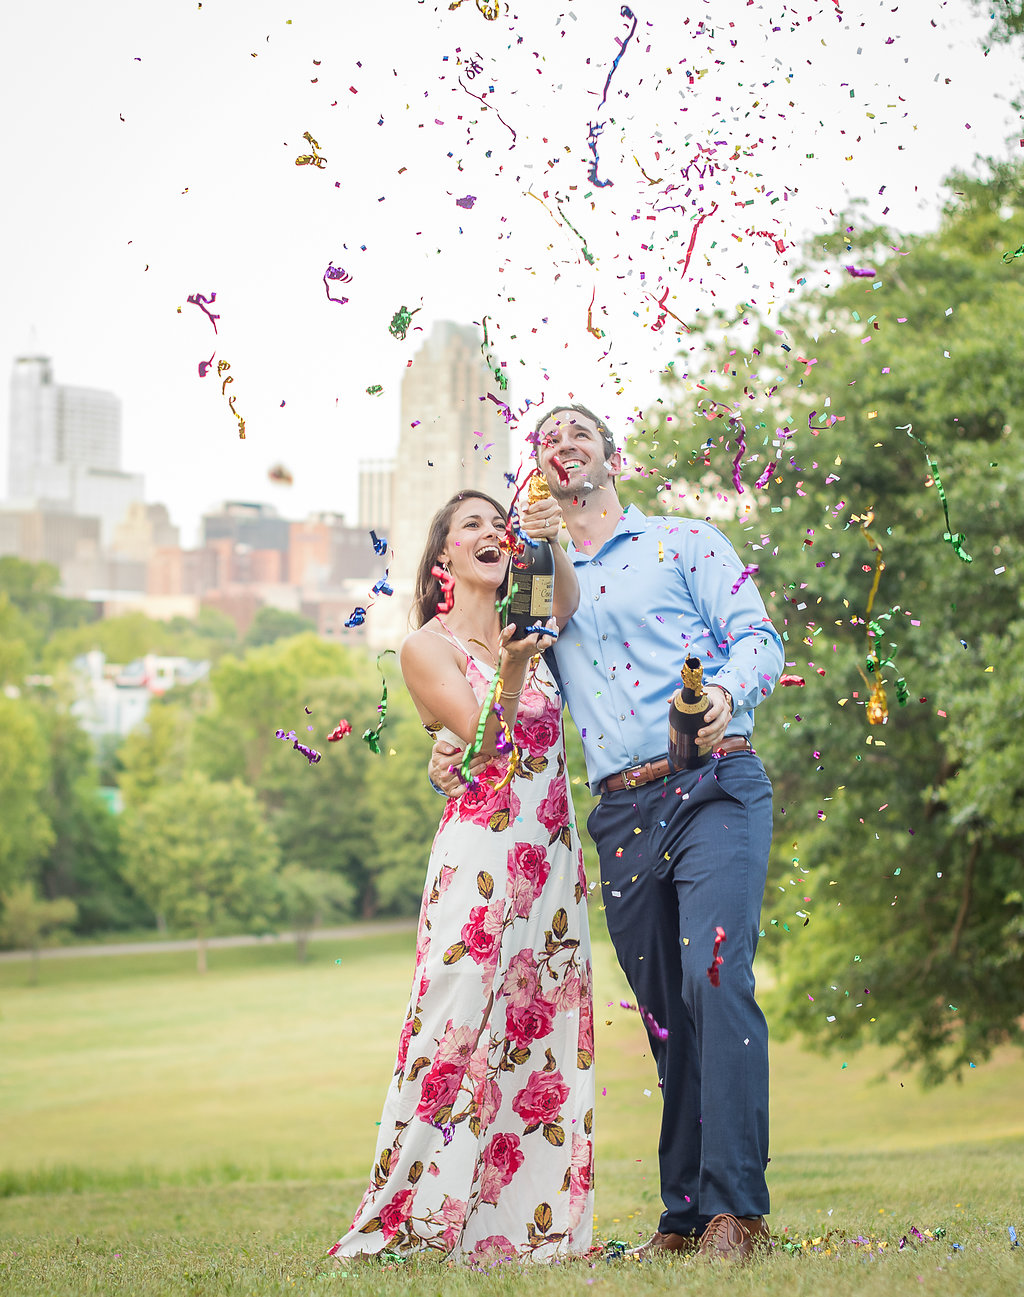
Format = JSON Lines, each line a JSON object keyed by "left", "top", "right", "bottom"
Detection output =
{"left": 500, "top": 687, "right": 522, "bottom": 700}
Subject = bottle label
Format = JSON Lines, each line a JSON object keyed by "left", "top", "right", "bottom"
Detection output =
{"left": 530, "top": 575, "right": 554, "bottom": 617}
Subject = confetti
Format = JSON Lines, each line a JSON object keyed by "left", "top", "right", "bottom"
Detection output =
{"left": 900, "top": 424, "right": 973, "bottom": 564}
{"left": 327, "top": 719, "right": 353, "bottom": 742}
{"left": 843, "top": 265, "right": 877, "bottom": 278}
{"left": 730, "top": 563, "right": 759, "bottom": 595}
{"left": 275, "top": 728, "right": 322, "bottom": 765}
{"left": 186, "top": 291, "right": 219, "bottom": 333}
{"left": 323, "top": 262, "right": 351, "bottom": 304}
{"left": 619, "top": 999, "right": 669, "bottom": 1041}
{"left": 430, "top": 563, "right": 455, "bottom": 614}
{"left": 363, "top": 650, "right": 395, "bottom": 755}
{"left": 455, "top": 194, "right": 477, "bottom": 209}
{"left": 268, "top": 463, "right": 293, "bottom": 485}
{"left": 706, "top": 925, "right": 726, "bottom": 987}
{"left": 295, "top": 129, "right": 327, "bottom": 167}
{"left": 365, "top": 384, "right": 384, "bottom": 396}
{"left": 388, "top": 304, "right": 421, "bottom": 340}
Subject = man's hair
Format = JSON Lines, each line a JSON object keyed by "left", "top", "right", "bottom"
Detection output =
{"left": 533, "top": 403, "right": 616, "bottom": 461}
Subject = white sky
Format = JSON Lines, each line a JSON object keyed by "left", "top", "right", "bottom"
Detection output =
{"left": 1, "top": 0, "right": 1019, "bottom": 546}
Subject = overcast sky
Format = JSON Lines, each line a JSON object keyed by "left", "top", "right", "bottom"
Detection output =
{"left": 1, "top": 0, "right": 1018, "bottom": 546}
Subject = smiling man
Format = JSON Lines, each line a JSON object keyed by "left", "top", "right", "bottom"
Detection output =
{"left": 435, "top": 402, "right": 784, "bottom": 1262}
{"left": 531, "top": 403, "right": 784, "bottom": 1262}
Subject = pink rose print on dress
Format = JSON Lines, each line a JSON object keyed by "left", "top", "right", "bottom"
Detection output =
{"left": 552, "top": 972, "right": 582, "bottom": 1013}
{"left": 577, "top": 850, "right": 587, "bottom": 894}
{"left": 467, "top": 1235, "right": 515, "bottom": 1262}
{"left": 478, "top": 1132, "right": 525, "bottom": 1205}
{"left": 475, "top": 1073, "right": 503, "bottom": 1128}
{"left": 460, "top": 897, "right": 505, "bottom": 966}
{"left": 505, "top": 994, "right": 556, "bottom": 1050}
{"left": 511, "top": 1068, "right": 569, "bottom": 1127}
{"left": 435, "top": 1021, "right": 479, "bottom": 1070}
{"left": 517, "top": 705, "right": 561, "bottom": 760}
{"left": 537, "top": 775, "right": 569, "bottom": 836}
{"left": 378, "top": 1187, "right": 414, "bottom": 1238}
{"left": 578, "top": 978, "right": 595, "bottom": 1058}
{"left": 508, "top": 842, "right": 551, "bottom": 919}
{"left": 435, "top": 863, "right": 456, "bottom": 899}
{"left": 396, "top": 1014, "right": 415, "bottom": 1071}
{"left": 448, "top": 768, "right": 520, "bottom": 828}
{"left": 500, "top": 949, "right": 542, "bottom": 1009}
{"left": 567, "top": 1133, "right": 593, "bottom": 1229}
{"left": 416, "top": 1060, "right": 464, "bottom": 1121}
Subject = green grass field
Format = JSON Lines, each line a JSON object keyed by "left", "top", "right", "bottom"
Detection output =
{"left": 2, "top": 925, "right": 1023, "bottom": 1295}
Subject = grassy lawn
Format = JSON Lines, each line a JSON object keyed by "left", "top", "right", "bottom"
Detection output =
{"left": 1, "top": 925, "right": 1022, "bottom": 1294}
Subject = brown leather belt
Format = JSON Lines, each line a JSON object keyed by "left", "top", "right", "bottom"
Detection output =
{"left": 600, "top": 737, "right": 753, "bottom": 794}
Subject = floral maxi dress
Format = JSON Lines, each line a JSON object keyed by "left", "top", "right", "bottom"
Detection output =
{"left": 329, "top": 650, "right": 595, "bottom": 1263}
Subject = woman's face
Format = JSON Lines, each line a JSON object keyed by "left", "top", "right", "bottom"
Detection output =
{"left": 440, "top": 497, "right": 509, "bottom": 591}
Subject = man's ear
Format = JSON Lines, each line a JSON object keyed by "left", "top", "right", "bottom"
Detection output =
{"left": 606, "top": 448, "right": 624, "bottom": 480}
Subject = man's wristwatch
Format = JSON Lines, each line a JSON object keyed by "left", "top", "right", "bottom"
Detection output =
{"left": 712, "top": 685, "right": 734, "bottom": 713}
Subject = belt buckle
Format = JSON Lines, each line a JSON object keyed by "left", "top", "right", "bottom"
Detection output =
{"left": 621, "top": 765, "right": 643, "bottom": 790}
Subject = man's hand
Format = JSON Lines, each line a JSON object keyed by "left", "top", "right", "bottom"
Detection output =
{"left": 696, "top": 686, "right": 733, "bottom": 750}
{"left": 519, "top": 495, "right": 563, "bottom": 543}
{"left": 428, "top": 739, "right": 489, "bottom": 797}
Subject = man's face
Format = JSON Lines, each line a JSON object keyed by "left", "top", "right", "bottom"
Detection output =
{"left": 536, "top": 411, "right": 620, "bottom": 501}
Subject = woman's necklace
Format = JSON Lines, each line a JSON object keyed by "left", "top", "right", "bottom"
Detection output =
{"left": 436, "top": 616, "right": 500, "bottom": 667}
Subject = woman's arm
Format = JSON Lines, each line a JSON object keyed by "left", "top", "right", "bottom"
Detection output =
{"left": 400, "top": 624, "right": 556, "bottom": 757}
{"left": 519, "top": 496, "right": 580, "bottom": 624}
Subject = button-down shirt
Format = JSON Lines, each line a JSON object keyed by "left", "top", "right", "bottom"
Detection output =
{"left": 550, "top": 505, "right": 785, "bottom": 785}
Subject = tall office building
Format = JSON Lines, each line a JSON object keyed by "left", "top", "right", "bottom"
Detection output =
{"left": 365, "top": 321, "right": 511, "bottom": 648}
{"left": 7, "top": 356, "right": 121, "bottom": 499}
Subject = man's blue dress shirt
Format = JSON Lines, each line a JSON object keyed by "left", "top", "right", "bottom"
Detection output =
{"left": 550, "top": 505, "right": 785, "bottom": 786}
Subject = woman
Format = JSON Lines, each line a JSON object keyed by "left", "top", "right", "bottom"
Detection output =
{"left": 329, "top": 490, "right": 594, "bottom": 1264}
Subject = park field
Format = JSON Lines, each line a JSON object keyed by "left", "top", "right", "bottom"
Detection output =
{"left": 2, "top": 925, "right": 1023, "bottom": 1296}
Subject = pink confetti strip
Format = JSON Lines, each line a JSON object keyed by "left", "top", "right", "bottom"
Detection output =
{"left": 706, "top": 925, "right": 726, "bottom": 987}
{"left": 730, "top": 564, "right": 759, "bottom": 595}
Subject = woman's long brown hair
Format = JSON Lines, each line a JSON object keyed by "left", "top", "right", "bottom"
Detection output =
{"left": 410, "top": 490, "right": 510, "bottom": 629}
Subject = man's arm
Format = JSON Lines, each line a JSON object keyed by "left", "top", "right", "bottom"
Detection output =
{"left": 683, "top": 524, "right": 785, "bottom": 714}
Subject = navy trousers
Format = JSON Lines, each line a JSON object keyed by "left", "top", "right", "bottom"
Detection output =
{"left": 587, "top": 752, "right": 773, "bottom": 1235}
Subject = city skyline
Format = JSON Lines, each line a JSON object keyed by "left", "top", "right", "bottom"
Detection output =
{"left": 1, "top": 1, "right": 1019, "bottom": 551}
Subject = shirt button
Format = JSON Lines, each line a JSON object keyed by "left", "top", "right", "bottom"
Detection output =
{"left": 601, "top": 633, "right": 608, "bottom": 641}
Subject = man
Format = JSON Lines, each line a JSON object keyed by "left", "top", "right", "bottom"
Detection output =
{"left": 432, "top": 404, "right": 784, "bottom": 1262}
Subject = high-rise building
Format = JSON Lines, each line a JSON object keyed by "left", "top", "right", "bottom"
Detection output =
{"left": 366, "top": 322, "right": 511, "bottom": 647}
{"left": 7, "top": 356, "right": 121, "bottom": 499}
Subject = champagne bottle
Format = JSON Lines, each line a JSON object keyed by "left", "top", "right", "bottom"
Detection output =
{"left": 506, "top": 472, "right": 555, "bottom": 640}
{"left": 668, "top": 657, "right": 712, "bottom": 770}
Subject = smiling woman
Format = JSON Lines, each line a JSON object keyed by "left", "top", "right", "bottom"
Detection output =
{"left": 327, "top": 489, "right": 595, "bottom": 1264}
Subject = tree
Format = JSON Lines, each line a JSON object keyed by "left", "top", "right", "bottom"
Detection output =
{"left": 276, "top": 863, "right": 355, "bottom": 961}
{"left": 624, "top": 161, "right": 1024, "bottom": 1082}
{"left": 0, "top": 557, "right": 95, "bottom": 658}
{"left": 0, "top": 696, "right": 54, "bottom": 896}
{"left": 32, "top": 701, "right": 146, "bottom": 934}
{"left": 0, "top": 882, "right": 77, "bottom": 983}
{"left": 243, "top": 605, "right": 316, "bottom": 649}
{"left": 120, "top": 772, "right": 280, "bottom": 971}
{"left": 194, "top": 635, "right": 389, "bottom": 916}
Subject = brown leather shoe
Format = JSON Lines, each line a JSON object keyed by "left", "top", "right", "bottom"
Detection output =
{"left": 623, "top": 1231, "right": 700, "bottom": 1259}
{"left": 697, "top": 1213, "right": 771, "bottom": 1263}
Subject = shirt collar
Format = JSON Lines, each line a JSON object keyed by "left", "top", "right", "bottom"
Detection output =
{"left": 566, "top": 503, "right": 647, "bottom": 564}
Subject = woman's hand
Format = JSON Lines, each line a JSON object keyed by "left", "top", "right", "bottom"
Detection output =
{"left": 429, "top": 739, "right": 489, "bottom": 796}
{"left": 519, "top": 495, "right": 564, "bottom": 543}
{"left": 498, "top": 618, "right": 559, "bottom": 668}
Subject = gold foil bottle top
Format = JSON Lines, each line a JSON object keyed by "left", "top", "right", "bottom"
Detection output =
{"left": 527, "top": 470, "right": 552, "bottom": 505}
{"left": 680, "top": 657, "right": 705, "bottom": 694}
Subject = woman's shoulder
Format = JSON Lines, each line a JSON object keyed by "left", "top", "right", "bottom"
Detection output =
{"left": 400, "top": 621, "right": 461, "bottom": 671}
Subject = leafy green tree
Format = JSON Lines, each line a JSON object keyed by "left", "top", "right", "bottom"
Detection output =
{"left": 243, "top": 606, "right": 316, "bottom": 649}
{"left": 0, "top": 557, "right": 95, "bottom": 658}
{"left": 624, "top": 161, "right": 1024, "bottom": 1082}
{"left": 120, "top": 772, "right": 280, "bottom": 971}
{"left": 0, "top": 594, "right": 32, "bottom": 685}
{"left": 194, "top": 635, "right": 389, "bottom": 915}
{"left": 33, "top": 702, "right": 146, "bottom": 934}
{"left": 0, "top": 882, "right": 77, "bottom": 983}
{"left": 0, "top": 697, "right": 54, "bottom": 896}
{"left": 276, "top": 863, "right": 355, "bottom": 961}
